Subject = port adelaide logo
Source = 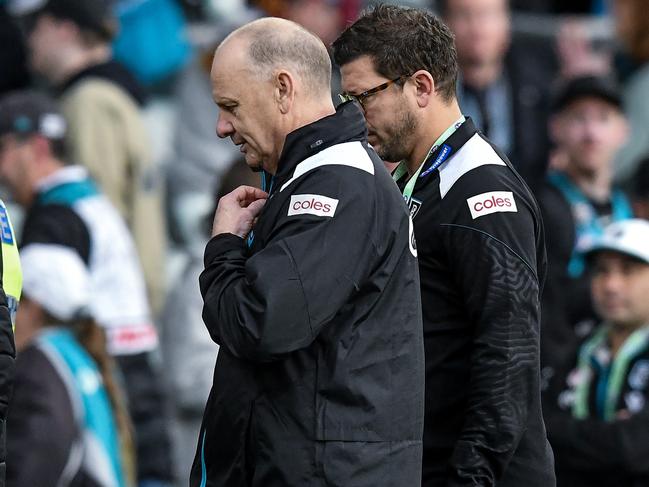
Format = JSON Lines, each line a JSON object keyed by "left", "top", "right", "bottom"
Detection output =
{"left": 409, "top": 198, "right": 423, "bottom": 220}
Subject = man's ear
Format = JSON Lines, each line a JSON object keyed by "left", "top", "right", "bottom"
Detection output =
{"left": 274, "top": 70, "right": 296, "bottom": 114}
{"left": 411, "top": 70, "right": 435, "bottom": 108}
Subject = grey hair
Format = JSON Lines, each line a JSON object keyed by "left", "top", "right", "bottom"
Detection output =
{"left": 229, "top": 18, "right": 332, "bottom": 96}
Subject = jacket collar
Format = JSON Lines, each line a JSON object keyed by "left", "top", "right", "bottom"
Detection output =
{"left": 275, "top": 101, "right": 367, "bottom": 180}
{"left": 36, "top": 165, "right": 89, "bottom": 194}
{"left": 419, "top": 117, "right": 478, "bottom": 178}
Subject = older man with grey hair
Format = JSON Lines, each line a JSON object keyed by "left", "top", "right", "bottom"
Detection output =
{"left": 191, "top": 17, "right": 425, "bottom": 487}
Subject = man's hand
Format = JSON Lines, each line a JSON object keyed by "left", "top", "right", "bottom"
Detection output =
{"left": 212, "top": 185, "right": 268, "bottom": 238}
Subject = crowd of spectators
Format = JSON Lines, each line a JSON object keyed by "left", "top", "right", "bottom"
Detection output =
{"left": 1, "top": 0, "right": 649, "bottom": 485}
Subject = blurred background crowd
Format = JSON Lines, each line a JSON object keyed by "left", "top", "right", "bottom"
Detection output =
{"left": 1, "top": 0, "right": 649, "bottom": 485}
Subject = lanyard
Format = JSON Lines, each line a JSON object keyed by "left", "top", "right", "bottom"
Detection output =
{"left": 392, "top": 116, "right": 465, "bottom": 204}
{"left": 246, "top": 171, "right": 274, "bottom": 248}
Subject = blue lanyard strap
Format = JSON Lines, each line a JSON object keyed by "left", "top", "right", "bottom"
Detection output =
{"left": 246, "top": 171, "right": 274, "bottom": 248}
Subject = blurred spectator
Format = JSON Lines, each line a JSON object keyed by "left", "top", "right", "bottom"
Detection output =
{"left": 162, "top": 158, "right": 257, "bottom": 482}
{"left": 543, "top": 219, "right": 649, "bottom": 487}
{"left": 278, "top": 0, "right": 343, "bottom": 46}
{"left": 167, "top": 45, "right": 239, "bottom": 249}
{"left": 112, "top": 0, "right": 193, "bottom": 87}
{"left": 612, "top": 0, "right": 649, "bottom": 185}
{"left": 0, "top": 198, "right": 21, "bottom": 487}
{"left": 0, "top": 1, "right": 29, "bottom": 96}
{"left": 537, "top": 75, "right": 632, "bottom": 370}
{"left": 441, "top": 0, "right": 553, "bottom": 187}
{"left": 556, "top": 17, "right": 613, "bottom": 80}
{"left": 8, "top": 244, "right": 134, "bottom": 487}
{"left": 631, "top": 157, "right": 649, "bottom": 219}
{"left": 0, "top": 91, "right": 173, "bottom": 487}
{"left": 8, "top": 0, "right": 168, "bottom": 316}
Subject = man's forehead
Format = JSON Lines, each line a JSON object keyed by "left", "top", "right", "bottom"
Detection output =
{"left": 340, "top": 56, "right": 382, "bottom": 92}
{"left": 561, "top": 97, "right": 623, "bottom": 116}
{"left": 210, "top": 47, "right": 250, "bottom": 100}
{"left": 211, "top": 65, "right": 250, "bottom": 101}
{"left": 595, "top": 251, "right": 649, "bottom": 268}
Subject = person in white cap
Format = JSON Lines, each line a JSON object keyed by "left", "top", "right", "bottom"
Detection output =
{"left": 7, "top": 244, "right": 134, "bottom": 487}
{"left": 543, "top": 218, "right": 649, "bottom": 487}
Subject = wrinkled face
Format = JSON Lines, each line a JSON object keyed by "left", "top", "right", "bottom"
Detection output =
{"left": 444, "top": 0, "right": 510, "bottom": 68}
{"left": 552, "top": 98, "right": 627, "bottom": 176}
{"left": 211, "top": 42, "right": 284, "bottom": 173}
{"left": 592, "top": 252, "right": 649, "bottom": 329}
{"left": 27, "top": 14, "right": 67, "bottom": 79}
{"left": 340, "top": 55, "right": 417, "bottom": 162}
{"left": 0, "top": 134, "right": 35, "bottom": 206}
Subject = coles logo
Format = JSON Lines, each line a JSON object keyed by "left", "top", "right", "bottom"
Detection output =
{"left": 288, "top": 194, "right": 339, "bottom": 218}
{"left": 467, "top": 191, "right": 518, "bottom": 219}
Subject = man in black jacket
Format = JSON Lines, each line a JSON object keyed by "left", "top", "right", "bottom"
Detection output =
{"left": 544, "top": 219, "right": 649, "bottom": 487}
{"left": 333, "top": 5, "right": 554, "bottom": 486}
{"left": 192, "top": 17, "right": 424, "bottom": 487}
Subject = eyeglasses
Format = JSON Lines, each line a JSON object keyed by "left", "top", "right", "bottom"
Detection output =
{"left": 339, "top": 75, "right": 411, "bottom": 108}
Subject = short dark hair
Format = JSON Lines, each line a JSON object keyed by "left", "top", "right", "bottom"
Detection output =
{"left": 332, "top": 4, "right": 458, "bottom": 102}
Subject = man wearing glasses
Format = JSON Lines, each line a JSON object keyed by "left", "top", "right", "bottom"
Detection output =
{"left": 334, "top": 5, "right": 555, "bottom": 487}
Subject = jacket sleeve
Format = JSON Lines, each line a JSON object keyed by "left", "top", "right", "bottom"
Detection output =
{"left": 443, "top": 169, "right": 544, "bottom": 485}
{"left": 546, "top": 410, "right": 649, "bottom": 474}
{"left": 0, "top": 252, "right": 14, "bottom": 486}
{"left": 199, "top": 169, "right": 377, "bottom": 362}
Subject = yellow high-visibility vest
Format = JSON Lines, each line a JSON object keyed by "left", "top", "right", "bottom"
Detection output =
{"left": 0, "top": 200, "right": 21, "bottom": 327}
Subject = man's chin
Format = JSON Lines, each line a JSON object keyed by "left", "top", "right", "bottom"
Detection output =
{"left": 244, "top": 154, "right": 263, "bottom": 172}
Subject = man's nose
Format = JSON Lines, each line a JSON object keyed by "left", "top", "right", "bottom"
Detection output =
{"left": 216, "top": 115, "right": 234, "bottom": 139}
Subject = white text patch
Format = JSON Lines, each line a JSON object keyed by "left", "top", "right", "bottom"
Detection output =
{"left": 288, "top": 194, "right": 339, "bottom": 218}
{"left": 467, "top": 191, "right": 518, "bottom": 219}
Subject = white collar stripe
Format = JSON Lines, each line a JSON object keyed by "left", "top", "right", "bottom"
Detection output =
{"left": 280, "top": 141, "right": 374, "bottom": 192}
{"left": 438, "top": 134, "right": 506, "bottom": 199}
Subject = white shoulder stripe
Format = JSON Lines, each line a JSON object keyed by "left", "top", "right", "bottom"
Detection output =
{"left": 438, "top": 134, "right": 506, "bottom": 199}
{"left": 280, "top": 141, "right": 374, "bottom": 192}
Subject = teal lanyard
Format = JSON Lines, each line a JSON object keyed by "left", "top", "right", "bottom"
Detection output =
{"left": 392, "top": 116, "right": 465, "bottom": 204}
{"left": 573, "top": 325, "right": 649, "bottom": 421}
{"left": 247, "top": 171, "right": 274, "bottom": 248}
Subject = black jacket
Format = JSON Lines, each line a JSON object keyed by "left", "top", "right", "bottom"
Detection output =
{"left": 191, "top": 102, "right": 425, "bottom": 487}
{"left": 396, "top": 119, "right": 555, "bottom": 486}
{"left": 544, "top": 327, "right": 649, "bottom": 487}
{"left": 0, "top": 251, "right": 14, "bottom": 487}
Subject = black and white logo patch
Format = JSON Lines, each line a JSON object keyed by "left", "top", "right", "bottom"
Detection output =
{"left": 409, "top": 197, "right": 423, "bottom": 220}
{"left": 408, "top": 216, "right": 417, "bottom": 257}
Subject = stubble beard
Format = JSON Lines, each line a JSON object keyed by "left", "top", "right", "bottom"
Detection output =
{"left": 376, "top": 108, "right": 417, "bottom": 164}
